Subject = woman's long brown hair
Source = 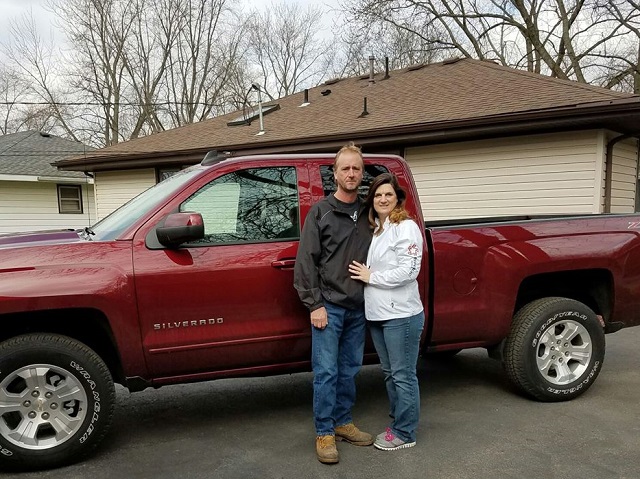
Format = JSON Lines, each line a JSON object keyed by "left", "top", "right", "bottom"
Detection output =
{"left": 364, "top": 173, "right": 411, "bottom": 233}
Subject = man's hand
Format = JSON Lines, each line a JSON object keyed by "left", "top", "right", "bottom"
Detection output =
{"left": 311, "top": 306, "right": 328, "bottom": 329}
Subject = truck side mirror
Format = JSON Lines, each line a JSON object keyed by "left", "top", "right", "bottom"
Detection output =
{"left": 156, "top": 212, "right": 204, "bottom": 248}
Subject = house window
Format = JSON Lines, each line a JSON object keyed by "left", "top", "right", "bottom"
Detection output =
{"left": 57, "top": 185, "right": 83, "bottom": 214}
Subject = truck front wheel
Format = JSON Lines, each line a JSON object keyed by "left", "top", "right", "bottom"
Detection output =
{"left": 503, "top": 297, "right": 605, "bottom": 401}
{"left": 0, "top": 334, "right": 115, "bottom": 471}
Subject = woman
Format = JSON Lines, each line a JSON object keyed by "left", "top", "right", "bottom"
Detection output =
{"left": 349, "top": 172, "right": 424, "bottom": 451}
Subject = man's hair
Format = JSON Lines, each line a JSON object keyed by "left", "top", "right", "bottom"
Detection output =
{"left": 333, "top": 141, "right": 363, "bottom": 170}
{"left": 364, "top": 172, "right": 411, "bottom": 232}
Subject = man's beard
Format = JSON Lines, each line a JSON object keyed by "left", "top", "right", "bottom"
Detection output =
{"left": 339, "top": 180, "right": 360, "bottom": 192}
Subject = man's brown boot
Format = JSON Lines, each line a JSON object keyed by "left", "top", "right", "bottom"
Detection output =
{"left": 335, "top": 423, "right": 374, "bottom": 446}
{"left": 316, "top": 435, "right": 339, "bottom": 464}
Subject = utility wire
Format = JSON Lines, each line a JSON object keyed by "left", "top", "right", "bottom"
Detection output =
{"left": 0, "top": 151, "right": 205, "bottom": 157}
{"left": 0, "top": 100, "right": 227, "bottom": 107}
{"left": 0, "top": 152, "right": 96, "bottom": 156}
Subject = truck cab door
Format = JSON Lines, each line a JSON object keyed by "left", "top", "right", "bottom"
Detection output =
{"left": 132, "top": 164, "right": 311, "bottom": 380}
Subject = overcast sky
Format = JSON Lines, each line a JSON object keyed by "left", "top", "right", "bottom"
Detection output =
{"left": 0, "top": 0, "right": 342, "bottom": 50}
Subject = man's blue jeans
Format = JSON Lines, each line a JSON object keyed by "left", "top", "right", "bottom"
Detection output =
{"left": 369, "top": 311, "right": 425, "bottom": 442}
{"left": 311, "top": 301, "right": 366, "bottom": 436}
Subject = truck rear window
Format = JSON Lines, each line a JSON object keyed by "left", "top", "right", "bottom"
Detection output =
{"left": 320, "top": 164, "right": 389, "bottom": 197}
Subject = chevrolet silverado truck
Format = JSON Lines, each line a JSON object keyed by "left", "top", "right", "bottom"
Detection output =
{"left": 1, "top": 153, "right": 639, "bottom": 470}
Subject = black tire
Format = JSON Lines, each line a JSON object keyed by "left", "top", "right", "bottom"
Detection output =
{"left": 0, "top": 334, "right": 115, "bottom": 471}
{"left": 503, "top": 297, "right": 605, "bottom": 402}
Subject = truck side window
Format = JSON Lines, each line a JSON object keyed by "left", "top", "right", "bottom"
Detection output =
{"left": 320, "top": 164, "right": 389, "bottom": 197}
{"left": 180, "top": 167, "right": 299, "bottom": 244}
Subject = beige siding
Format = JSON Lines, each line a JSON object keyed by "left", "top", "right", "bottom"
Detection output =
{"left": 609, "top": 137, "right": 638, "bottom": 213}
{"left": 406, "top": 131, "right": 603, "bottom": 220}
{"left": 95, "top": 169, "right": 156, "bottom": 220}
{"left": 0, "top": 181, "right": 96, "bottom": 234}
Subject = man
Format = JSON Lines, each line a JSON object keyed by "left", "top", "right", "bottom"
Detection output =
{"left": 294, "top": 142, "right": 374, "bottom": 464}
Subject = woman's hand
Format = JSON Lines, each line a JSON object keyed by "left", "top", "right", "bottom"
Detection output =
{"left": 349, "top": 260, "right": 371, "bottom": 283}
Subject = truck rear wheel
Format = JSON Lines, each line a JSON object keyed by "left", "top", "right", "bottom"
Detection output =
{"left": 0, "top": 334, "right": 115, "bottom": 471}
{"left": 503, "top": 297, "right": 605, "bottom": 401}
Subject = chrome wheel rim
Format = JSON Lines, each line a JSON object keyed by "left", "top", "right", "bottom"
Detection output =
{"left": 536, "top": 320, "right": 592, "bottom": 385}
{"left": 0, "top": 364, "right": 88, "bottom": 450}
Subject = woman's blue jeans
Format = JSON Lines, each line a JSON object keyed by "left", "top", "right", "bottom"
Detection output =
{"left": 369, "top": 311, "right": 425, "bottom": 442}
{"left": 311, "top": 301, "right": 366, "bottom": 436}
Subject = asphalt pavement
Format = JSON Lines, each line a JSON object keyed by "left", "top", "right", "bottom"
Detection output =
{"left": 5, "top": 326, "right": 640, "bottom": 479}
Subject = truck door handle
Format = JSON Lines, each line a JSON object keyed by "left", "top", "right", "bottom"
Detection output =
{"left": 271, "top": 259, "right": 295, "bottom": 269}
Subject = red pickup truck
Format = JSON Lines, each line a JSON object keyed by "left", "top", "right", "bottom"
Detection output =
{"left": 1, "top": 153, "right": 639, "bottom": 470}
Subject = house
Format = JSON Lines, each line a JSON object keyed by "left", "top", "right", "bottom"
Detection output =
{"left": 54, "top": 58, "right": 640, "bottom": 221}
{"left": 0, "top": 130, "right": 96, "bottom": 234}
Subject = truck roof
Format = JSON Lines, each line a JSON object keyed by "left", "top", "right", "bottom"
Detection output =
{"left": 201, "top": 151, "right": 406, "bottom": 167}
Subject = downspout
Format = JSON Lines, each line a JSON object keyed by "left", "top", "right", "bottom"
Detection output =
{"left": 604, "top": 133, "right": 640, "bottom": 213}
{"left": 84, "top": 171, "right": 94, "bottom": 226}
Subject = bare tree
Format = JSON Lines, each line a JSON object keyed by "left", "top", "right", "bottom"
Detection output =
{"left": 332, "top": 17, "right": 445, "bottom": 78}
{"left": 120, "top": 0, "right": 182, "bottom": 138}
{"left": 246, "top": 1, "right": 332, "bottom": 101}
{"left": 2, "top": 1, "right": 371, "bottom": 147}
{"left": 47, "top": 0, "right": 138, "bottom": 146}
{"left": 163, "top": 0, "right": 247, "bottom": 127}
{"left": 0, "top": 63, "right": 38, "bottom": 134}
{"left": 597, "top": 0, "right": 640, "bottom": 92}
{"left": 34, "top": 0, "right": 247, "bottom": 146}
{"left": 119, "top": 0, "right": 245, "bottom": 134}
{"left": 341, "top": 0, "right": 640, "bottom": 90}
{"left": 2, "top": 12, "right": 80, "bottom": 139}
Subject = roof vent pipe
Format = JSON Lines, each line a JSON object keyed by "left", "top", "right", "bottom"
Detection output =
{"left": 251, "top": 83, "right": 265, "bottom": 135}
{"left": 384, "top": 57, "right": 390, "bottom": 80}
{"left": 299, "top": 88, "right": 310, "bottom": 107}
{"left": 359, "top": 97, "right": 369, "bottom": 118}
{"left": 369, "top": 55, "right": 375, "bottom": 85}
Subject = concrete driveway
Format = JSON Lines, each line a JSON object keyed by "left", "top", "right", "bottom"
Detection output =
{"left": 6, "top": 326, "right": 640, "bottom": 479}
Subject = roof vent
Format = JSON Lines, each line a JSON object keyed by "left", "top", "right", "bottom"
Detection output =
{"left": 321, "top": 89, "right": 332, "bottom": 96}
{"left": 39, "top": 131, "right": 51, "bottom": 137}
{"left": 442, "top": 57, "right": 462, "bottom": 65}
{"left": 299, "top": 89, "right": 310, "bottom": 107}
{"left": 368, "top": 55, "right": 375, "bottom": 85}
{"left": 324, "top": 77, "right": 342, "bottom": 85}
{"left": 358, "top": 97, "right": 369, "bottom": 118}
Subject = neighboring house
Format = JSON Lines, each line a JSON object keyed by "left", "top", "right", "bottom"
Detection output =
{"left": 54, "top": 58, "right": 640, "bottom": 221}
{"left": 0, "top": 130, "right": 96, "bottom": 234}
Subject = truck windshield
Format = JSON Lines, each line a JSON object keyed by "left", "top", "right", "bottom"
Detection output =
{"left": 89, "top": 166, "right": 206, "bottom": 241}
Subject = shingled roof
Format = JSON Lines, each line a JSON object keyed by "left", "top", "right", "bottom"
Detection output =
{"left": 55, "top": 58, "right": 640, "bottom": 172}
{"left": 0, "top": 130, "right": 93, "bottom": 178}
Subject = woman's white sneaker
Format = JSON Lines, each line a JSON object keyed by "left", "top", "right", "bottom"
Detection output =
{"left": 373, "top": 430, "right": 416, "bottom": 451}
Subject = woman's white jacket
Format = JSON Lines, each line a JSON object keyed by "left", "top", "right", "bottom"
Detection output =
{"left": 365, "top": 217, "right": 424, "bottom": 321}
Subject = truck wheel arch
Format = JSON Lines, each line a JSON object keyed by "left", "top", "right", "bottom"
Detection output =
{"left": 0, "top": 308, "right": 125, "bottom": 386}
{"left": 513, "top": 269, "right": 613, "bottom": 326}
